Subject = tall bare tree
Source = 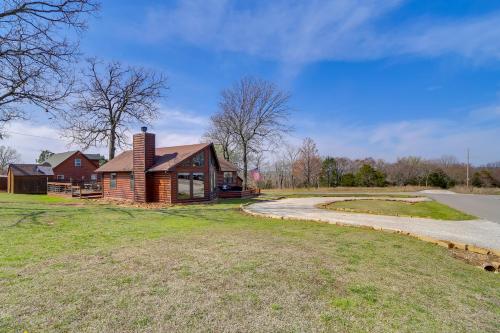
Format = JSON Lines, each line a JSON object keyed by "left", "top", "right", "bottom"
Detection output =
{"left": 62, "top": 59, "right": 168, "bottom": 159}
{"left": 0, "top": 0, "right": 99, "bottom": 137}
{"left": 284, "top": 143, "right": 299, "bottom": 189}
{"left": 209, "top": 77, "right": 291, "bottom": 188}
{"left": 204, "top": 113, "right": 240, "bottom": 162}
{"left": 294, "top": 137, "right": 322, "bottom": 187}
{"left": 0, "top": 145, "right": 20, "bottom": 173}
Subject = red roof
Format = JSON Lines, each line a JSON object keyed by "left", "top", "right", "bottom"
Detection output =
{"left": 218, "top": 158, "right": 238, "bottom": 172}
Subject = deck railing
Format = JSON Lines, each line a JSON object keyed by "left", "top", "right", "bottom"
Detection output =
{"left": 47, "top": 181, "right": 102, "bottom": 198}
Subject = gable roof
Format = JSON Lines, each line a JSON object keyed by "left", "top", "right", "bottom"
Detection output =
{"left": 85, "top": 153, "right": 103, "bottom": 161}
{"left": 95, "top": 143, "right": 218, "bottom": 173}
{"left": 8, "top": 164, "right": 54, "bottom": 176}
{"left": 218, "top": 158, "right": 238, "bottom": 172}
{"left": 43, "top": 151, "right": 103, "bottom": 168}
{"left": 43, "top": 151, "right": 76, "bottom": 167}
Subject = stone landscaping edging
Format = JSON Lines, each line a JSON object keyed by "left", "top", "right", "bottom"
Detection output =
{"left": 240, "top": 203, "right": 500, "bottom": 258}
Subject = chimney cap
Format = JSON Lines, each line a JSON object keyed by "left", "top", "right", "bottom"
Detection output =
{"left": 141, "top": 126, "right": 147, "bottom": 133}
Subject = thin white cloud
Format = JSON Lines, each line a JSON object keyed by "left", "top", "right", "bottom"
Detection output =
{"left": 300, "top": 113, "right": 500, "bottom": 165}
{"left": 2, "top": 105, "right": 208, "bottom": 162}
{"left": 1, "top": 122, "right": 107, "bottom": 163}
{"left": 138, "top": 0, "right": 500, "bottom": 65}
{"left": 155, "top": 106, "right": 208, "bottom": 127}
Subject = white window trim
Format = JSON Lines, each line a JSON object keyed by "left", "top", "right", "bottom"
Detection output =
{"left": 74, "top": 158, "right": 82, "bottom": 167}
{"left": 57, "top": 175, "right": 65, "bottom": 180}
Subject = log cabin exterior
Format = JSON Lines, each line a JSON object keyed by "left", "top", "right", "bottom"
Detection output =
{"left": 96, "top": 128, "right": 222, "bottom": 204}
{"left": 42, "top": 151, "right": 102, "bottom": 183}
{"left": 217, "top": 158, "right": 243, "bottom": 190}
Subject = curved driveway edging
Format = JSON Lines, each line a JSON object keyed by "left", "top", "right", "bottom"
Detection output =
{"left": 243, "top": 197, "right": 500, "bottom": 255}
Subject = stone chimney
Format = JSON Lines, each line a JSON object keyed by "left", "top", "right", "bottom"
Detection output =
{"left": 133, "top": 127, "right": 155, "bottom": 202}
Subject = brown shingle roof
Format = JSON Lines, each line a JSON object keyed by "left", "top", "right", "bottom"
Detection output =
{"left": 218, "top": 158, "right": 238, "bottom": 172}
{"left": 9, "top": 164, "right": 54, "bottom": 176}
{"left": 95, "top": 143, "right": 213, "bottom": 173}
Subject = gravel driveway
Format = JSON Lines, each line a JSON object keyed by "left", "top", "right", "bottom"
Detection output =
{"left": 245, "top": 197, "right": 500, "bottom": 250}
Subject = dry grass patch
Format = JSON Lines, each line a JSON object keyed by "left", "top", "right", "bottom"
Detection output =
{"left": 0, "top": 193, "right": 499, "bottom": 332}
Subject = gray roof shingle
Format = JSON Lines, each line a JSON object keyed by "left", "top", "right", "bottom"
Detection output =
{"left": 9, "top": 164, "right": 54, "bottom": 176}
{"left": 43, "top": 151, "right": 103, "bottom": 168}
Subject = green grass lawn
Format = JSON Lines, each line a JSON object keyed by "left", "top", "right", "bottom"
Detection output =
{"left": 0, "top": 193, "right": 498, "bottom": 332}
{"left": 322, "top": 199, "right": 476, "bottom": 220}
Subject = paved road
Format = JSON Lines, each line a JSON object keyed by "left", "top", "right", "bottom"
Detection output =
{"left": 245, "top": 196, "right": 500, "bottom": 250}
{"left": 425, "top": 193, "right": 500, "bottom": 224}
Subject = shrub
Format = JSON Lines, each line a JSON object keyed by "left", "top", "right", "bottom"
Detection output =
{"left": 428, "top": 169, "right": 454, "bottom": 189}
{"left": 340, "top": 173, "right": 356, "bottom": 186}
{"left": 355, "top": 164, "right": 386, "bottom": 187}
{"left": 472, "top": 170, "right": 498, "bottom": 187}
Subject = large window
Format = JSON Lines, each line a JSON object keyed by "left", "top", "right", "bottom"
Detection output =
{"left": 177, "top": 172, "right": 205, "bottom": 199}
{"left": 110, "top": 173, "right": 117, "bottom": 189}
{"left": 210, "top": 155, "right": 217, "bottom": 192}
{"left": 177, "top": 173, "right": 191, "bottom": 199}
{"left": 223, "top": 172, "right": 233, "bottom": 184}
{"left": 192, "top": 173, "right": 205, "bottom": 198}
{"left": 74, "top": 158, "right": 81, "bottom": 167}
{"left": 192, "top": 151, "right": 205, "bottom": 167}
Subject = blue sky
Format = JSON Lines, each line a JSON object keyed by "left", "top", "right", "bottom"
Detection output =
{"left": 4, "top": 0, "right": 500, "bottom": 165}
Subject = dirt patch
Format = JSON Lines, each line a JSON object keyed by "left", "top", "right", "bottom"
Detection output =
{"left": 87, "top": 198, "right": 174, "bottom": 209}
{"left": 450, "top": 248, "right": 500, "bottom": 272}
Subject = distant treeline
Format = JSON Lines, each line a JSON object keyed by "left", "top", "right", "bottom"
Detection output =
{"left": 237, "top": 138, "right": 500, "bottom": 189}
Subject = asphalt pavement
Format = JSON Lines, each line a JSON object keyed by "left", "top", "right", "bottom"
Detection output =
{"left": 426, "top": 193, "right": 500, "bottom": 224}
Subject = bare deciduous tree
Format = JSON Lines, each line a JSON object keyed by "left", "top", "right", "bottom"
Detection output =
{"left": 294, "top": 137, "right": 321, "bottom": 187}
{"left": 209, "top": 77, "right": 292, "bottom": 188}
{"left": 62, "top": 59, "right": 168, "bottom": 159}
{"left": 285, "top": 144, "right": 299, "bottom": 189}
{"left": 204, "top": 113, "right": 240, "bottom": 163}
{"left": 0, "top": 145, "right": 20, "bottom": 172}
{"left": 0, "top": 0, "right": 99, "bottom": 137}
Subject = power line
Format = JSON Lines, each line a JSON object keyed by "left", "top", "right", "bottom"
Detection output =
{"left": 2, "top": 130, "right": 67, "bottom": 142}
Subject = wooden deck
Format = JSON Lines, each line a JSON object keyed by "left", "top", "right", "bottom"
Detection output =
{"left": 47, "top": 182, "right": 102, "bottom": 198}
{"left": 218, "top": 189, "right": 260, "bottom": 199}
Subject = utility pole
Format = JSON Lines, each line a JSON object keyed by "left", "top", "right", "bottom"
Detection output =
{"left": 466, "top": 148, "right": 470, "bottom": 190}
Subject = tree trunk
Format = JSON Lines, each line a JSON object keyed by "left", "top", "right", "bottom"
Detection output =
{"left": 109, "top": 130, "right": 116, "bottom": 160}
{"left": 242, "top": 144, "right": 248, "bottom": 190}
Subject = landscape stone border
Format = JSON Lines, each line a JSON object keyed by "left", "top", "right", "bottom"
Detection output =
{"left": 240, "top": 202, "right": 500, "bottom": 259}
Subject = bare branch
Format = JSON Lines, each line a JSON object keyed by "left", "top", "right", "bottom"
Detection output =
{"left": 61, "top": 59, "right": 168, "bottom": 159}
{"left": 0, "top": 0, "right": 100, "bottom": 136}
{"left": 207, "top": 76, "right": 292, "bottom": 188}
{"left": 0, "top": 145, "right": 21, "bottom": 172}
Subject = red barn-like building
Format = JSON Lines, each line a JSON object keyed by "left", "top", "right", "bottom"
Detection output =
{"left": 42, "top": 151, "right": 102, "bottom": 183}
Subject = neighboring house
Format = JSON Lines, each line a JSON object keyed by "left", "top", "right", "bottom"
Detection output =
{"left": 96, "top": 128, "right": 221, "bottom": 203}
{"left": 7, "top": 164, "right": 54, "bottom": 194}
{"left": 42, "top": 151, "right": 102, "bottom": 183}
{"left": 217, "top": 158, "right": 243, "bottom": 190}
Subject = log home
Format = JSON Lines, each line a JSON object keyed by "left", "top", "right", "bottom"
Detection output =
{"left": 96, "top": 127, "right": 222, "bottom": 203}
{"left": 42, "top": 151, "right": 102, "bottom": 183}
